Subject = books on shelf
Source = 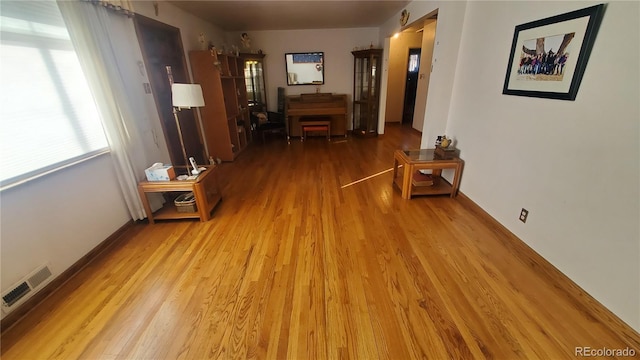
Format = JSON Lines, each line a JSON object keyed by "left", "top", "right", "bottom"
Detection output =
{"left": 412, "top": 171, "right": 434, "bottom": 187}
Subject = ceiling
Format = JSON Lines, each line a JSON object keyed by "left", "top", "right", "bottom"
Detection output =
{"left": 166, "top": 1, "right": 411, "bottom": 31}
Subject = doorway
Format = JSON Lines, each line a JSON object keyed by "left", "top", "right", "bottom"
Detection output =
{"left": 402, "top": 48, "right": 421, "bottom": 124}
{"left": 133, "top": 15, "right": 205, "bottom": 166}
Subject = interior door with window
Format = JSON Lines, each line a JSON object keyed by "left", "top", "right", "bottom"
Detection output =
{"left": 402, "top": 48, "right": 421, "bottom": 125}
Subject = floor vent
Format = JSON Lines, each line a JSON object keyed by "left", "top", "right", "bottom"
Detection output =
{"left": 2, "top": 282, "right": 31, "bottom": 307}
{"left": 2, "top": 264, "right": 53, "bottom": 312}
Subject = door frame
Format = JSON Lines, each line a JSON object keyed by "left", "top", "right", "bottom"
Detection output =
{"left": 133, "top": 14, "right": 206, "bottom": 166}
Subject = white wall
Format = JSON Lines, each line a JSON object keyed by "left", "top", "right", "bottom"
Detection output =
{"left": 447, "top": 1, "right": 639, "bottom": 330}
{"left": 226, "top": 28, "right": 379, "bottom": 115}
{"left": 378, "top": 0, "right": 639, "bottom": 331}
{"left": 0, "top": 155, "right": 131, "bottom": 313}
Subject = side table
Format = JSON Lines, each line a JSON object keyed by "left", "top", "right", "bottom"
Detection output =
{"left": 393, "top": 149, "right": 464, "bottom": 199}
{"left": 138, "top": 165, "right": 222, "bottom": 224}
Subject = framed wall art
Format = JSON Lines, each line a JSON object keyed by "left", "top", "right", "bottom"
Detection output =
{"left": 502, "top": 4, "right": 605, "bottom": 100}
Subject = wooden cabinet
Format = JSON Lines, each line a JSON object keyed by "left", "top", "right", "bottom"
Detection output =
{"left": 189, "top": 50, "right": 250, "bottom": 161}
{"left": 240, "top": 53, "right": 267, "bottom": 113}
{"left": 352, "top": 49, "right": 383, "bottom": 137}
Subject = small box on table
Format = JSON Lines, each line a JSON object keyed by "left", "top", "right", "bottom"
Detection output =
{"left": 434, "top": 146, "right": 459, "bottom": 159}
{"left": 144, "top": 163, "right": 176, "bottom": 181}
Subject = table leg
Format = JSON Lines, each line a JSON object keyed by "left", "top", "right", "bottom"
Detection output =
{"left": 137, "top": 186, "right": 155, "bottom": 224}
{"left": 393, "top": 158, "right": 399, "bottom": 181}
{"left": 402, "top": 164, "right": 412, "bottom": 199}
{"left": 451, "top": 161, "right": 464, "bottom": 198}
{"left": 193, "top": 183, "right": 209, "bottom": 222}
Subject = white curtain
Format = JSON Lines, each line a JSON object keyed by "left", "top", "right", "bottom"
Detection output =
{"left": 84, "top": 0, "right": 134, "bottom": 16}
{"left": 57, "top": 1, "right": 149, "bottom": 220}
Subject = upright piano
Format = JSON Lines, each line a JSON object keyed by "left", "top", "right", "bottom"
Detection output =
{"left": 285, "top": 93, "right": 348, "bottom": 138}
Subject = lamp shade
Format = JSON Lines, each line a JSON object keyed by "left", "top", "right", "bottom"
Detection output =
{"left": 171, "top": 83, "right": 205, "bottom": 108}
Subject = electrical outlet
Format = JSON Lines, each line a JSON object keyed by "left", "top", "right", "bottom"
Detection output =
{"left": 519, "top": 208, "right": 529, "bottom": 223}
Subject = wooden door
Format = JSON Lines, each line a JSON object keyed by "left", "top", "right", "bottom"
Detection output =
{"left": 134, "top": 15, "right": 205, "bottom": 166}
{"left": 402, "top": 48, "right": 421, "bottom": 124}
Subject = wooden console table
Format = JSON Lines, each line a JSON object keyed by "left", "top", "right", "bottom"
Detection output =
{"left": 393, "top": 149, "right": 464, "bottom": 199}
{"left": 138, "top": 165, "right": 222, "bottom": 224}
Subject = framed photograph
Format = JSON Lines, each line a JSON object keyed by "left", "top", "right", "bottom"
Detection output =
{"left": 502, "top": 4, "right": 605, "bottom": 100}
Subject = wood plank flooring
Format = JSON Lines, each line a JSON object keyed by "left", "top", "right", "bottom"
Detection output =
{"left": 2, "top": 124, "right": 639, "bottom": 359}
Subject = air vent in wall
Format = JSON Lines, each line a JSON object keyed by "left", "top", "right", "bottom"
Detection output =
{"left": 2, "top": 282, "right": 31, "bottom": 307}
{"left": 2, "top": 264, "right": 53, "bottom": 312}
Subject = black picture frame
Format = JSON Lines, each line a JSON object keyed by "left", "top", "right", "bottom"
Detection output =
{"left": 502, "top": 4, "right": 605, "bottom": 100}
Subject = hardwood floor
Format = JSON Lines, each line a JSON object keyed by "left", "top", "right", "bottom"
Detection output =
{"left": 2, "top": 123, "right": 638, "bottom": 359}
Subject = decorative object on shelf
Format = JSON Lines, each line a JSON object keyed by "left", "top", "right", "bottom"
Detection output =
{"left": 502, "top": 4, "right": 604, "bottom": 101}
{"left": 198, "top": 32, "right": 206, "bottom": 50}
{"left": 400, "top": 9, "right": 410, "bottom": 26}
{"left": 440, "top": 135, "right": 452, "bottom": 148}
{"left": 189, "top": 157, "right": 206, "bottom": 175}
{"left": 171, "top": 83, "right": 205, "bottom": 175}
{"left": 240, "top": 32, "right": 251, "bottom": 49}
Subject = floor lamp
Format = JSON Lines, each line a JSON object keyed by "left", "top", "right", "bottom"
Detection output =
{"left": 171, "top": 83, "right": 205, "bottom": 176}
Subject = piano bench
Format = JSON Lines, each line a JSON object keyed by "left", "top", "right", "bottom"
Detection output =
{"left": 300, "top": 120, "right": 331, "bottom": 141}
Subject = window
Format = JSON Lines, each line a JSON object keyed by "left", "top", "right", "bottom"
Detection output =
{"left": 0, "top": 1, "right": 108, "bottom": 189}
{"left": 408, "top": 53, "right": 420, "bottom": 73}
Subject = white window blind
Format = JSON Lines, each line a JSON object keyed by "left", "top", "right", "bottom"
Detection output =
{"left": 0, "top": 0, "right": 108, "bottom": 189}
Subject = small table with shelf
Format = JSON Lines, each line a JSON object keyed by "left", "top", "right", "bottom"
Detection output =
{"left": 137, "top": 165, "right": 222, "bottom": 224}
{"left": 393, "top": 149, "right": 464, "bottom": 199}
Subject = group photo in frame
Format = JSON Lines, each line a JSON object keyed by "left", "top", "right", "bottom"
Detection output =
{"left": 502, "top": 4, "right": 605, "bottom": 100}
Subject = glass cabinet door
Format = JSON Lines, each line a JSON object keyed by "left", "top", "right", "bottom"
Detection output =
{"left": 241, "top": 54, "right": 266, "bottom": 112}
{"left": 356, "top": 56, "right": 370, "bottom": 101}
{"left": 352, "top": 49, "right": 383, "bottom": 137}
